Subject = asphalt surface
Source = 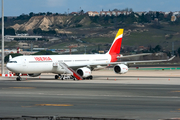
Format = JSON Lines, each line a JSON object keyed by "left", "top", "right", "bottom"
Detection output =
{"left": 0, "top": 74, "right": 180, "bottom": 120}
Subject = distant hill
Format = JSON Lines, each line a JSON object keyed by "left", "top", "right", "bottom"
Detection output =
{"left": 11, "top": 15, "right": 92, "bottom": 31}
{"left": 1, "top": 13, "right": 180, "bottom": 56}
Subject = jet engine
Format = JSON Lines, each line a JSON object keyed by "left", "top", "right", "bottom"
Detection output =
{"left": 113, "top": 64, "right": 128, "bottom": 74}
{"left": 28, "top": 73, "right": 41, "bottom": 77}
{"left": 76, "top": 67, "right": 92, "bottom": 79}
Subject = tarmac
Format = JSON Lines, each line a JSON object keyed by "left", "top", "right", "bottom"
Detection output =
{"left": 0, "top": 68, "right": 180, "bottom": 120}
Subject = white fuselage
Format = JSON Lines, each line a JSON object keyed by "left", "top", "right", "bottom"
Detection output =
{"left": 7, "top": 54, "right": 112, "bottom": 74}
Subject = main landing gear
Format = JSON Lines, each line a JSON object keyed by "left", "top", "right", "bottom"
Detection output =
{"left": 54, "top": 74, "right": 93, "bottom": 80}
{"left": 55, "top": 74, "right": 68, "bottom": 80}
{"left": 54, "top": 74, "right": 76, "bottom": 80}
{"left": 83, "top": 75, "right": 93, "bottom": 80}
{"left": 55, "top": 74, "right": 60, "bottom": 79}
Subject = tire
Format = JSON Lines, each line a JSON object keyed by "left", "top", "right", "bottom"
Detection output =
{"left": 16, "top": 78, "right": 19, "bottom": 81}
{"left": 55, "top": 75, "right": 59, "bottom": 79}
{"left": 16, "top": 77, "right": 21, "bottom": 81}
{"left": 89, "top": 75, "right": 93, "bottom": 80}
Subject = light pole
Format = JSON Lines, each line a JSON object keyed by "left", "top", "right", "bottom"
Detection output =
{"left": 1, "top": 0, "right": 4, "bottom": 74}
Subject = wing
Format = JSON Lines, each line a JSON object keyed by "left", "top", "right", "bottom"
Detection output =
{"left": 111, "top": 56, "right": 175, "bottom": 65}
{"left": 117, "top": 53, "right": 153, "bottom": 58}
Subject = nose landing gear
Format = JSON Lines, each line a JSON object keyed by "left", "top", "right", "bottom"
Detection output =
{"left": 15, "top": 73, "right": 22, "bottom": 81}
{"left": 16, "top": 76, "right": 22, "bottom": 81}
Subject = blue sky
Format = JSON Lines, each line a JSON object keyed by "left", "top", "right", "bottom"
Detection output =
{"left": 1, "top": 0, "right": 180, "bottom": 16}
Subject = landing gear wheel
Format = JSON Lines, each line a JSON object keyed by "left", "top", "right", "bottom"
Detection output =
{"left": 61, "top": 75, "right": 64, "bottom": 80}
{"left": 55, "top": 75, "right": 59, "bottom": 79}
{"left": 71, "top": 75, "right": 76, "bottom": 81}
{"left": 16, "top": 76, "right": 22, "bottom": 81}
{"left": 89, "top": 75, "right": 93, "bottom": 80}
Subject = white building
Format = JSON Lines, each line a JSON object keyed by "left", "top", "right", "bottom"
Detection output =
{"left": 87, "top": 11, "right": 99, "bottom": 16}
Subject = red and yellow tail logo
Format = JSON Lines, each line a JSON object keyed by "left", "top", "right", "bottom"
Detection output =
{"left": 107, "top": 29, "right": 123, "bottom": 55}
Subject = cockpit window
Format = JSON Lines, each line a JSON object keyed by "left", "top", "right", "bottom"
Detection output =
{"left": 9, "top": 61, "right": 17, "bottom": 63}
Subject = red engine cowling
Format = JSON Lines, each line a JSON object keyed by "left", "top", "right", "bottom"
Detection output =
{"left": 114, "top": 64, "right": 128, "bottom": 74}
{"left": 76, "top": 67, "right": 92, "bottom": 78}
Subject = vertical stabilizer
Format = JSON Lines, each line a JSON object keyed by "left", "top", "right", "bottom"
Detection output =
{"left": 106, "top": 29, "right": 124, "bottom": 55}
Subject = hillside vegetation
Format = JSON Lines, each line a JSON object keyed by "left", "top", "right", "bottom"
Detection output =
{"left": 1, "top": 12, "right": 180, "bottom": 56}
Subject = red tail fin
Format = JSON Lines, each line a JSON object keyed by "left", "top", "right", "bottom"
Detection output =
{"left": 106, "top": 29, "right": 124, "bottom": 55}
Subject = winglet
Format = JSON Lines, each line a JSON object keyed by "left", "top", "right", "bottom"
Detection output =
{"left": 167, "top": 56, "right": 175, "bottom": 61}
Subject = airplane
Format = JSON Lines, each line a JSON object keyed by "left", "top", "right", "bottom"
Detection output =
{"left": 6, "top": 29, "right": 175, "bottom": 81}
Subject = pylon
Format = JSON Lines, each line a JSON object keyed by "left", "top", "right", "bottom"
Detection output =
{"left": 137, "top": 78, "right": 139, "bottom": 80}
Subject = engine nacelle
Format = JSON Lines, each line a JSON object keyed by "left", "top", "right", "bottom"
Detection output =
{"left": 76, "top": 67, "right": 92, "bottom": 78}
{"left": 28, "top": 73, "right": 41, "bottom": 77}
{"left": 114, "top": 64, "right": 128, "bottom": 74}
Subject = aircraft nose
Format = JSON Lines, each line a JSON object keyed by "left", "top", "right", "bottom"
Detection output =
{"left": 6, "top": 63, "right": 13, "bottom": 71}
{"left": 6, "top": 62, "right": 20, "bottom": 73}
{"left": 6, "top": 63, "right": 10, "bottom": 70}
